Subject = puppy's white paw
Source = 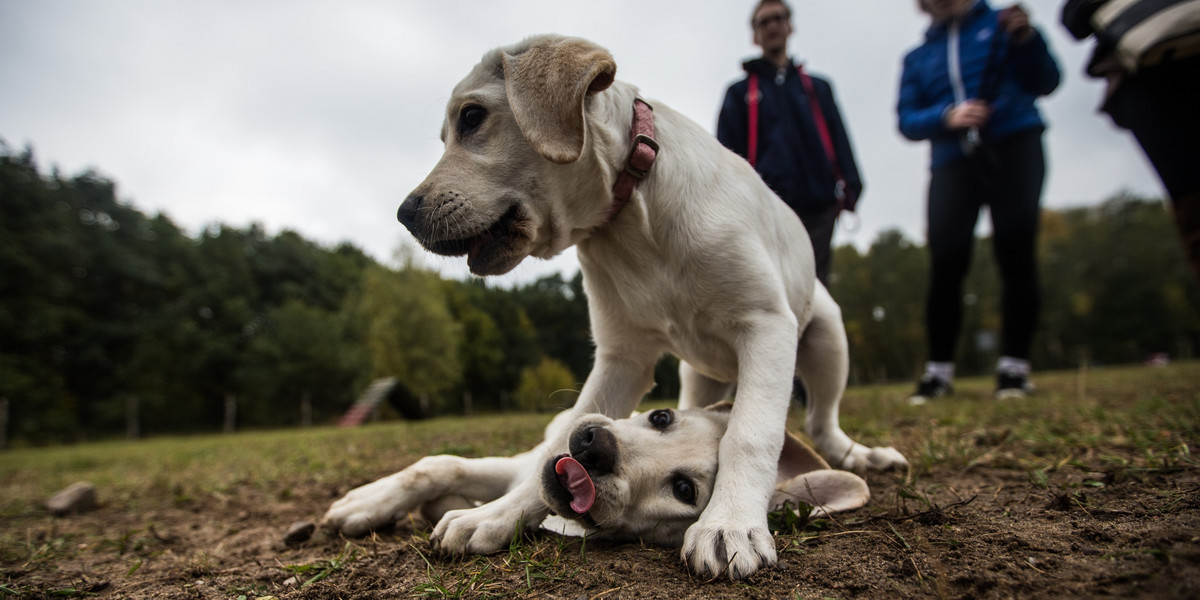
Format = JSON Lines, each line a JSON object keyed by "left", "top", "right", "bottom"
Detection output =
{"left": 837, "top": 443, "right": 908, "bottom": 472}
{"left": 681, "top": 510, "right": 776, "bottom": 580}
{"left": 322, "top": 473, "right": 409, "bottom": 536}
{"left": 432, "top": 503, "right": 525, "bottom": 555}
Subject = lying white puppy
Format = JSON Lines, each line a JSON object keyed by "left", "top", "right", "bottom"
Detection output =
{"left": 324, "top": 405, "right": 869, "bottom": 548}
{"left": 338, "top": 34, "right": 907, "bottom": 579}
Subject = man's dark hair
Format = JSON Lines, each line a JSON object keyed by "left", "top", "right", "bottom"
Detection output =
{"left": 751, "top": 0, "right": 792, "bottom": 28}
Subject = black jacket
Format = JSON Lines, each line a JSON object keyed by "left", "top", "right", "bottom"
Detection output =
{"left": 717, "top": 58, "right": 863, "bottom": 213}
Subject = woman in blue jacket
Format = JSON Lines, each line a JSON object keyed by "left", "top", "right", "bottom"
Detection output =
{"left": 897, "top": 0, "right": 1060, "bottom": 402}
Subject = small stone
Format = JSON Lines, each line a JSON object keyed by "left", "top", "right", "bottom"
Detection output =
{"left": 776, "top": 560, "right": 791, "bottom": 571}
{"left": 46, "top": 482, "right": 97, "bottom": 516}
{"left": 282, "top": 576, "right": 300, "bottom": 587}
{"left": 283, "top": 521, "right": 315, "bottom": 545}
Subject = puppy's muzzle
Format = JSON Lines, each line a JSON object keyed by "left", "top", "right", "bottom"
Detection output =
{"left": 570, "top": 425, "right": 618, "bottom": 474}
{"left": 542, "top": 424, "right": 620, "bottom": 518}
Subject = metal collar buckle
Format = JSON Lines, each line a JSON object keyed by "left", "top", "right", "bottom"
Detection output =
{"left": 625, "top": 134, "right": 660, "bottom": 179}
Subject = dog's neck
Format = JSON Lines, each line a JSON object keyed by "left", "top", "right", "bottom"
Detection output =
{"left": 606, "top": 98, "right": 658, "bottom": 222}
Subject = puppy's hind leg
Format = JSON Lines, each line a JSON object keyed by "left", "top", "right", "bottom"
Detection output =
{"left": 797, "top": 284, "right": 907, "bottom": 471}
{"left": 677, "top": 361, "right": 735, "bottom": 410}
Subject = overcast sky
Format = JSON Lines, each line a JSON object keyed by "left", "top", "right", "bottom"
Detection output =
{"left": 0, "top": 0, "right": 1161, "bottom": 286}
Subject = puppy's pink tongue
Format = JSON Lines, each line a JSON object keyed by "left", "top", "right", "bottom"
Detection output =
{"left": 554, "top": 456, "right": 595, "bottom": 514}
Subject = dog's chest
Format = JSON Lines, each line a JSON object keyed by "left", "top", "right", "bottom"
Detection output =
{"left": 582, "top": 264, "right": 740, "bottom": 380}
{"left": 664, "top": 318, "right": 740, "bottom": 381}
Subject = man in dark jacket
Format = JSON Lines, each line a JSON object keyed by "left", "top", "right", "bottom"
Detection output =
{"left": 717, "top": 0, "right": 864, "bottom": 285}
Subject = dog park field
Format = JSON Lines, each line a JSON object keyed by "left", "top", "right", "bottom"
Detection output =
{"left": 2, "top": 362, "right": 1197, "bottom": 599}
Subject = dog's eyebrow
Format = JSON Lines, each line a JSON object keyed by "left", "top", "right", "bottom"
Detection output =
{"left": 456, "top": 94, "right": 486, "bottom": 109}
{"left": 457, "top": 87, "right": 504, "bottom": 108}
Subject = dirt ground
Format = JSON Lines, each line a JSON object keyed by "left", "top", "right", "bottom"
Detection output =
{"left": 5, "top": 438, "right": 1199, "bottom": 599}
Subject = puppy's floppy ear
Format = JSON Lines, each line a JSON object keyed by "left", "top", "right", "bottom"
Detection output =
{"left": 704, "top": 401, "right": 735, "bottom": 414}
{"left": 777, "top": 431, "right": 830, "bottom": 481}
{"left": 772, "top": 432, "right": 869, "bottom": 517}
{"left": 502, "top": 36, "right": 616, "bottom": 164}
{"left": 770, "top": 470, "right": 870, "bottom": 518}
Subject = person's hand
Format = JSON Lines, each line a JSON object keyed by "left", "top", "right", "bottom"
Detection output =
{"left": 998, "top": 4, "right": 1034, "bottom": 44}
{"left": 944, "top": 100, "right": 991, "bottom": 130}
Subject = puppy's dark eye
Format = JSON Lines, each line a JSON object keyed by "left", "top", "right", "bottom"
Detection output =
{"left": 672, "top": 477, "right": 696, "bottom": 505}
{"left": 648, "top": 409, "right": 673, "bottom": 430}
{"left": 458, "top": 105, "right": 487, "bottom": 135}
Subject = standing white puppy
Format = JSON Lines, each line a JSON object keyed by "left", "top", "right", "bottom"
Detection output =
{"left": 380, "top": 35, "right": 905, "bottom": 579}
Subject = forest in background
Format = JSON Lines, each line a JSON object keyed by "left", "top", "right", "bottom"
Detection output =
{"left": 2, "top": 143, "right": 1198, "bottom": 445}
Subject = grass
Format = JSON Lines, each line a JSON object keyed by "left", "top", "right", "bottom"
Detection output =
{"left": 1, "top": 361, "right": 1198, "bottom": 598}
{"left": 409, "top": 518, "right": 593, "bottom": 598}
{"left": 0, "top": 413, "right": 554, "bottom": 519}
{"left": 282, "top": 541, "right": 363, "bottom": 587}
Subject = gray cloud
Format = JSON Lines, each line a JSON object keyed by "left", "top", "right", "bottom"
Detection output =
{"left": 0, "top": 0, "right": 1160, "bottom": 286}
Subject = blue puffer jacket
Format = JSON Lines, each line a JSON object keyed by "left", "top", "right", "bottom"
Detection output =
{"left": 897, "top": 0, "right": 1061, "bottom": 168}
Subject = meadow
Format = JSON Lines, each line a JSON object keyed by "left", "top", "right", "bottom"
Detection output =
{"left": 2, "top": 362, "right": 1198, "bottom": 599}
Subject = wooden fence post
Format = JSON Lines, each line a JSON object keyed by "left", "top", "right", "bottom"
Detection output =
{"left": 126, "top": 395, "right": 140, "bottom": 440}
{"left": 301, "top": 391, "right": 313, "bottom": 428}
{"left": 224, "top": 394, "right": 237, "bottom": 433}
{"left": 0, "top": 397, "right": 8, "bottom": 450}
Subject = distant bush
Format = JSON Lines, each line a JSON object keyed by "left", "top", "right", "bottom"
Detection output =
{"left": 514, "top": 358, "right": 579, "bottom": 412}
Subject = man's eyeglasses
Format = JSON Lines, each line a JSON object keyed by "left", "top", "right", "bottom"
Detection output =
{"left": 754, "top": 12, "right": 788, "bottom": 30}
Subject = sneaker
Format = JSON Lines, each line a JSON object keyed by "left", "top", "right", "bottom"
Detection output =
{"left": 908, "top": 375, "right": 953, "bottom": 405}
{"left": 994, "top": 372, "right": 1034, "bottom": 399}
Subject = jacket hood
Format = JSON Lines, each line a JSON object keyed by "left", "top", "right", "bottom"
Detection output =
{"left": 741, "top": 56, "right": 796, "bottom": 76}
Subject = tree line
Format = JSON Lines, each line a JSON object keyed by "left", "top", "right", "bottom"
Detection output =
{"left": 2, "top": 143, "right": 1197, "bottom": 445}
{"left": 830, "top": 194, "right": 1200, "bottom": 383}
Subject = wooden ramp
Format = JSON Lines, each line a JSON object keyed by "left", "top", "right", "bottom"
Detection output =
{"left": 337, "top": 377, "right": 396, "bottom": 427}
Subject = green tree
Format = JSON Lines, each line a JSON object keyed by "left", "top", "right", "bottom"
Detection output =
{"left": 345, "top": 265, "right": 463, "bottom": 410}
{"left": 511, "top": 272, "right": 592, "bottom": 381}
{"left": 830, "top": 229, "right": 927, "bottom": 383}
{"left": 238, "top": 300, "right": 366, "bottom": 426}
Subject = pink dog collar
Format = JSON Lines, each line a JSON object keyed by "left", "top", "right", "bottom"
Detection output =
{"left": 608, "top": 98, "right": 658, "bottom": 220}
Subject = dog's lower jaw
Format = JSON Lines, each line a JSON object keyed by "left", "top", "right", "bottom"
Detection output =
{"left": 400, "top": 201, "right": 534, "bottom": 276}
{"left": 466, "top": 239, "right": 526, "bottom": 276}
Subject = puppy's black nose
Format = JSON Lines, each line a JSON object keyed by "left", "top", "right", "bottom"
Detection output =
{"left": 397, "top": 194, "right": 423, "bottom": 230}
{"left": 569, "top": 425, "right": 618, "bottom": 475}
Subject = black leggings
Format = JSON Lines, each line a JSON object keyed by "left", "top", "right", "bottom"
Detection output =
{"left": 925, "top": 129, "right": 1045, "bottom": 362}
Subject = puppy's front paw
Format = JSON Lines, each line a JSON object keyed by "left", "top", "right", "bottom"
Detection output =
{"left": 681, "top": 512, "right": 776, "bottom": 580}
{"left": 838, "top": 444, "right": 908, "bottom": 471}
{"left": 432, "top": 504, "right": 524, "bottom": 555}
{"left": 322, "top": 474, "right": 408, "bottom": 537}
